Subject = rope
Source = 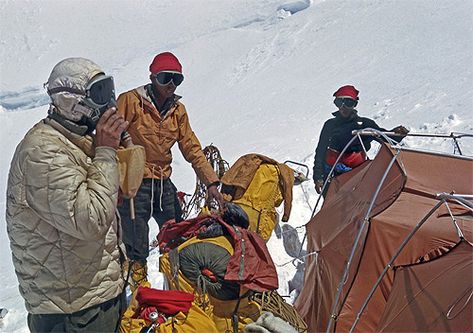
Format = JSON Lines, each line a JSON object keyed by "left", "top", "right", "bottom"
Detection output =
{"left": 299, "top": 181, "right": 314, "bottom": 212}
{"left": 195, "top": 274, "right": 211, "bottom": 311}
{"left": 250, "top": 291, "right": 308, "bottom": 333}
{"left": 275, "top": 251, "right": 318, "bottom": 268}
{"left": 182, "top": 144, "right": 229, "bottom": 218}
{"left": 278, "top": 224, "right": 306, "bottom": 236}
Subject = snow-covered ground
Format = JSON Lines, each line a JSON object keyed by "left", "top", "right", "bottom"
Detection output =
{"left": 1, "top": 0, "right": 472, "bottom": 331}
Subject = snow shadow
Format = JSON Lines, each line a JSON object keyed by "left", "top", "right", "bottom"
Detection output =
{"left": 233, "top": 16, "right": 266, "bottom": 29}
{"left": 0, "top": 87, "right": 49, "bottom": 112}
{"left": 277, "top": 0, "right": 311, "bottom": 17}
{"left": 232, "top": 0, "right": 311, "bottom": 29}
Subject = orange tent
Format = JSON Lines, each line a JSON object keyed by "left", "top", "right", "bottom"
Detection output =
{"left": 377, "top": 240, "right": 472, "bottom": 332}
{"left": 295, "top": 143, "right": 473, "bottom": 332}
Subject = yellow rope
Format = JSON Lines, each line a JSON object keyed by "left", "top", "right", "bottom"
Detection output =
{"left": 250, "top": 291, "right": 308, "bottom": 333}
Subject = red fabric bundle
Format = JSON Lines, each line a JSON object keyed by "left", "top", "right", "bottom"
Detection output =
{"left": 136, "top": 287, "right": 194, "bottom": 315}
{"left": 223, "top": 225, "right": 279, "bottom": 291}
{"left": 157, "top": 215, "right": 279, "bottom": 292}
{"left": 139, "top": 306, "right": 166, "bottom": 324}
{"left": 157, "top": 216, "right": 209, "bottom": 251}
{"left": 325, "top": 149, "right": 366, "bottom": 168}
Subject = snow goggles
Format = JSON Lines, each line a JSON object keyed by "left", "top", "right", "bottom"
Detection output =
{"left": 80, "top": 75, "right": 117, "bottom": 126}
{"left": 47, "top": 74, "right": 115, "bottom": 108}
{"left": 155, "top": 71, "right": 184, "bottom": 86}
{"left": 83, "top": 75, "right": 116, "bottom": 109}
{"left": 334, "top": 97, "right": 358, "bottom": 109}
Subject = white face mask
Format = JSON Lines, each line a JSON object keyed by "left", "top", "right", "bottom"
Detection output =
{"left": 50, "top": 92, "right": 95, "bottom": 122}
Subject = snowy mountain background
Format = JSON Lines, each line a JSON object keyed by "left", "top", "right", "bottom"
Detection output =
{"left": 1, "top": 0, "right": 472, "bottom": 331}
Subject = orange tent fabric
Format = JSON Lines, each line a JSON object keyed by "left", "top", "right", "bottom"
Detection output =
{"left": 377, "top": 240, "right": 473, "bottom": 332}
{"left": 295, "top": 143, "right": 473, "bottom": 332}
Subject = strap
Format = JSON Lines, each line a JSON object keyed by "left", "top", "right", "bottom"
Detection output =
{"left": 231, "top": 289, "right": 253, "bottom": 333}
{"left": 115, "top": 209, "right": 130, "bottom": 290}
{"left": 47, "top": 86, "right": 85, "bottom": 96}
{"left": 169, "top": 248, "right": 180, "bottom": 290}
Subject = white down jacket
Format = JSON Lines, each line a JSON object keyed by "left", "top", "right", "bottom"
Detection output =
{"left": 6, "top": 118, "right": 124, "bottom": 314}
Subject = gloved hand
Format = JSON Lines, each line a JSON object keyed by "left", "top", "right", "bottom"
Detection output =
{"left": 391, "top": 125, "right": 409, "bottom": 136}
{"left": 334, "top": 163, "right": 352, "bottom": 173}
{"left": 314, "top": 179, "right": 324, "bottom": 194}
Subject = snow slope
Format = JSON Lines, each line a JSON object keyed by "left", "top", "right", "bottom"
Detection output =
{"left": 1, "top": 0, "right": 472, "bottom": 331}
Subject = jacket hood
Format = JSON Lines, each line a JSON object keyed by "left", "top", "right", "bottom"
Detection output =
{"left": 46, "top": 58, "right": 104, "bottom": 122}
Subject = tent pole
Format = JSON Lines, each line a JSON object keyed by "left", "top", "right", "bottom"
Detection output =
{"left": 301, "top": 134, "right": 368, "bottom": 258}
{"left": 301, "top": 129, "right": 400, "bottom": 261}
{"left": 300, "top": 135, "right": 364, "bottom": 258}
{"left": 311, "top": 135, "right": 360, "bottom": 216}
{"left": 315, "top": 128, "right": 398, "bottom": 218}
{"left": 437, "top": 193, "right": 473, "bottom": 209}
{"left": 325, "top": 149, "right": 401, "bottom": 333}
{"left": 348, "top": 199, "right": 445, "bottom": 333}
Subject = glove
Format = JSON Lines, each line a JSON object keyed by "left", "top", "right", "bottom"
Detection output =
{"left": 314, "top": 179, "right": 324, "bottom": 194}
{"left": 334, "top": 163, "right": 352, "bottom": 173}
{"left": 392, "top": 125, "right": 409, "bottom": 136}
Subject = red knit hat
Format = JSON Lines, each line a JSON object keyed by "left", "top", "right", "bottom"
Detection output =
{"left": 149, "top": 52, "right": 182, "bottom": 74}
{"left": 333, "top": 85, "right": 359, "bottom": 100}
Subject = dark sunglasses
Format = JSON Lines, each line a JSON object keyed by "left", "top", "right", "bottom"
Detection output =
{"left": 85, "top": 75, "right": 116, "bottom": 108}
{"left": 155, "top": 71, "right": 184, "bottom": 86}
{"left": 334, "top": 97, "right": 357, "bottom": 109}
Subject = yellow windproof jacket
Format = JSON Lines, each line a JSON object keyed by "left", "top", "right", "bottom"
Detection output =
{"left": 220, "top": 154, "right": 295, "bottom": 241}
{"left": 221, "top": 154, "right": 295, "bottom": 222}
{"left": 117, "top": 86, "right": 219, "bottom": 186}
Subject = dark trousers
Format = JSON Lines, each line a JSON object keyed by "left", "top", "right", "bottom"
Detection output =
{"left": 27, "top": 293, "right": 124, "bottom": 333}
{"left": 118, "top": 178, "right": 182, "bottom": 262}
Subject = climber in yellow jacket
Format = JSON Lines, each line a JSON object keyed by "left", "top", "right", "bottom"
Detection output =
{"left": 117, "top": 52, "right": 224, "bottom": 289}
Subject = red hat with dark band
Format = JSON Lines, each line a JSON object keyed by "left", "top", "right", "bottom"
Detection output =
{"left": 333, "top": 85, "right": 359, "bottom": 100}
{"left": 149, "top": 52, "right": 182, "bottom": 74}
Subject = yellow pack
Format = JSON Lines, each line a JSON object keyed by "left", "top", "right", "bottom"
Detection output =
{"left": 160, "top": 236, "right": 262, "bottom": 332}
{"left": 232, "top": 164, "right": 283, "bottom": 241}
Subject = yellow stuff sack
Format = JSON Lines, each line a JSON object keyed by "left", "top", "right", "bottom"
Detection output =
{"left": 160, "top": 236, "right": 262, "bottom": 332}
{"left": 232, "top": 164, "right": 283, "bottom": 241}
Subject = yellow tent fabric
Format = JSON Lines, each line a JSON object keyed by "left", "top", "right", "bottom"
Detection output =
{"left": 209, "top": 294, "right": 261, "bottom": 332}
{"left": 160, "top": 236, "right": 262, "bottom": 331}
{"left": 120, "top": 281, "right": 151, "bottom": 333}
{"left": 119, "top": 280, "right": 218, "bottom": 333}
{"left": 156, "top": 303, "right": 218, "bottom": 333}
{"left": 232, "top": 164, "right": 284, "bottom": 241}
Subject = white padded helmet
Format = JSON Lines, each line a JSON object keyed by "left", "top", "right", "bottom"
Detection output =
{"left": 46, "top": 57, "right": 104, "bottom": 122}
